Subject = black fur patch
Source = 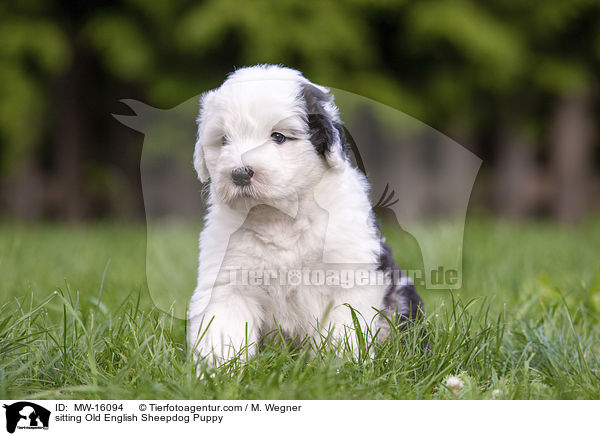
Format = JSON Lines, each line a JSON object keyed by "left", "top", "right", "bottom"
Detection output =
{"left": 375, "top": 220, "right": 424, "bottom": 324}
{"left": 301, "top": 84, "right": 348, "bottom": 157}
{"left": 306, "top": 113, "right": 335, "bottom": 156}
{"left": 301, "top": 83, "right": 333, "bottom": 115}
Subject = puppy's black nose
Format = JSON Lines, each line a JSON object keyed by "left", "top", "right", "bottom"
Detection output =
{"left": 231, "top": 166, "right": 254, "bottom": 186}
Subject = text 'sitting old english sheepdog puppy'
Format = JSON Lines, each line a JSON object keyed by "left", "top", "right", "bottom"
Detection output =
{"left": 188, "top": 65, "right": 423, "bottom": 365}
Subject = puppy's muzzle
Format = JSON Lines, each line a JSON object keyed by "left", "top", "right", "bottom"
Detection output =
{"left": 231, "top": 166, "right": 254, "bottom": 187}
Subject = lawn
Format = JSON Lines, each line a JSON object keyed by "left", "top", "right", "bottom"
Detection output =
{"left": 1, "top": 217, "right": 599, "bottom": 399}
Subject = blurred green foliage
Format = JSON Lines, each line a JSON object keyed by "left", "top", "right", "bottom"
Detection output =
{"left": 0, "top": 0, "right": 598, "bottom": 175}
{"left": 0, "top": 11, "right": 69, "bottom": 172}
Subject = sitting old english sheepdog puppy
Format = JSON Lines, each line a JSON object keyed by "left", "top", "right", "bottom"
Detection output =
{"left": 188, "top": 65, "right": 423, "bottom": 365}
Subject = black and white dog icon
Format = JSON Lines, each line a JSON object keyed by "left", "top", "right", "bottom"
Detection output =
{"left": 3, "top": 402, "right": 50, "bottom": 433}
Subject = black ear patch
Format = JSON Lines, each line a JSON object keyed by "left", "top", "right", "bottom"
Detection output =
{"left": 301, "top": 84, "right": 348, "bottom": 157}
{"left": 306, "top": 113, "right": 336, "bottom": 156}
{"left": 302, "top": 83, "right": 333, "bottom": 115}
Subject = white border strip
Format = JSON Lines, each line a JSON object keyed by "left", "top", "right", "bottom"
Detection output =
{"left": 0, "top": 400, "right": 595, "bottom": 435}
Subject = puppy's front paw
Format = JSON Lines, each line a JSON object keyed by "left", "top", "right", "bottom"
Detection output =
{"left": 189, "top": 314, "right": 258, "bottom": 371}
{"left": 188, "top": 286, "right": 265, "bottom": 373}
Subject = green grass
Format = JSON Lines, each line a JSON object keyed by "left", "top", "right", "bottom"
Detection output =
{"left": 1, "top": 217, "right": 599, "bottom": 399}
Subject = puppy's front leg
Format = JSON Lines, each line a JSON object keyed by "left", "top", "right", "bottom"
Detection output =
{"left": 188, "top": 287, "right": 262, "bottom": 366}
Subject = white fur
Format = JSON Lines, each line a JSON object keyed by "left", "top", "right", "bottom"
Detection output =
{"left": 188, "top": 65, "right": 385, "bottom": 365}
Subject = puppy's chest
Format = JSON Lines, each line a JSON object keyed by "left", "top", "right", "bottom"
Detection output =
{"left": 235, "top": 215, "right": 326, "bottom": 269}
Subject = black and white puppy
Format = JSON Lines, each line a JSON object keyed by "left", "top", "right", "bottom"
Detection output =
{"left": 188, "top": 65, "right": 422, "bottom": 365}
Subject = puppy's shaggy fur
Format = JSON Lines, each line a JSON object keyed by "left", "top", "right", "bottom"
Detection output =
{"left": 188, "top": 65, "right": 422, "bottom": 364}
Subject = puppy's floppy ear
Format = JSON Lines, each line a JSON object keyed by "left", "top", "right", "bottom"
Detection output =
{"left": 302, "top": 83, "right": 348, "bottom": 168}
{"left": 193, "top": 91, "right": 213, "bottom": 182}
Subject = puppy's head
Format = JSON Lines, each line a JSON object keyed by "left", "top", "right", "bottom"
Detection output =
{"left": 194, "top": 65, "right": 348, "bottom": 208}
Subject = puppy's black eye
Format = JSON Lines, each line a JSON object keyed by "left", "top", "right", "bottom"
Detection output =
{"left": 271, "top": 132, "right": 286, "bottom": 144}
{"left": 221, "top": 136, "right": 228, "bottom": 146}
